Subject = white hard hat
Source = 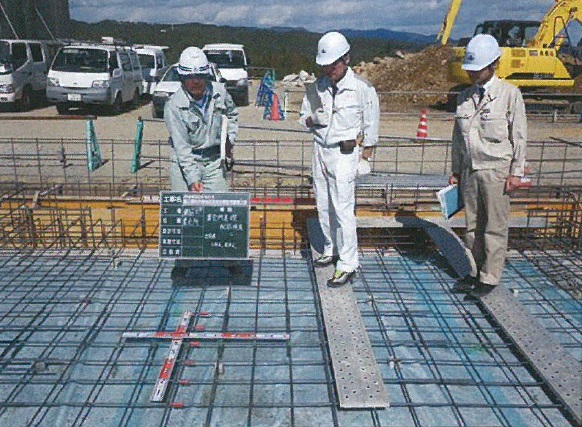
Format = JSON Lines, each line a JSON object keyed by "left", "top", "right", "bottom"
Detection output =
{"left": 316, "top": 32, "right": 350, "bottom": 66}
{"left": 177, "top": 47, "right": 210, "bottom": 76}
{"left": 462, "top": 34, "right": 501, "bottom": 71}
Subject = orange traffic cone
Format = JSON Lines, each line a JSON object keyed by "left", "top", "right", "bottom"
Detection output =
{"left": 416, "top": 108, "right": 428, "bottom": 139}
{"left": 270, "top": 93, "right": 281, "bottom": 121}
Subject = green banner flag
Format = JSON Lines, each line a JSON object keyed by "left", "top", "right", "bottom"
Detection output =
{"left": 86, "top": 118, "right": 103, "bottom": 172}
{"left": 131, "top": 118, "right": 144, "bottom": 173}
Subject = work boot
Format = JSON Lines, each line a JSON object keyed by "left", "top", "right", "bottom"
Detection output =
{"left": 451, "top": 276, "right": 477, "bottom": 293}
{"left": 313, "top": 255, "right": 336, "bottom": 267}
{"left": 468, "top": 282, "right": 497, "bottom": 298}
{"left": 327, "top": 269, "right": 356, "bottom": 288}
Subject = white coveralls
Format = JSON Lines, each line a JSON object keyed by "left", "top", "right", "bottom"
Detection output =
{"left": 300, "top": 67, "right": 379, "bottom": 272}
{"left": 164, "top": 81, "right": 238, "bottom": 192}
{"left": 452, "top": 75, "right": 527, "bottom": 286}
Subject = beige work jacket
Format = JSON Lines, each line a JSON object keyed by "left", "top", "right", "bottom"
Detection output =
{"left": 452, "top": 75, "right": 527, "bottom": 177}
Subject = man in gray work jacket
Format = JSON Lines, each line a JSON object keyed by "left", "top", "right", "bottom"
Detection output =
{"left": 165, "top": 47, "right": 238, "bottom": 280}
{"left": 449, "top": 34, "right": 527, "bottom": 297}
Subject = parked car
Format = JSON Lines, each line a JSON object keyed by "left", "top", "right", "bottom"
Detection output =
{"left": 0, "top": 39, "right": 61, "bottom": 111}
{"left": 202, "top": 43, "right": 249, "bottom": 106}
{"left": 151, "top": 62, "right": 223, "bottom": 119}
{"left": 134, "top": 45, "right": 169, "bottom": 96}
{"left": 46, "top": 42, "right": 143, "bottom": 115}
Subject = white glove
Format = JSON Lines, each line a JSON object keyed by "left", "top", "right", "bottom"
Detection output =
{"left": 357, "top": 157, "right": 371, "bottom": 176}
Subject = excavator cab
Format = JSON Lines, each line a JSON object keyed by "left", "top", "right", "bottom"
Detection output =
{"left": 449, "top": 18, "right": 576, "bottom": 92}
{"left": 473, "top": 20, "right": 541, "bottom": 48}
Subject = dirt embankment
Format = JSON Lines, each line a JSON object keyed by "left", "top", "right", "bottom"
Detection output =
{"left": 354, "top": 45, "right": 454, "bottom": 111}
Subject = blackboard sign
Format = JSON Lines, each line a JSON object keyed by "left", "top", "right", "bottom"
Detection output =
{"left": 159, "top": 191, "right": 250, "bottom": 259}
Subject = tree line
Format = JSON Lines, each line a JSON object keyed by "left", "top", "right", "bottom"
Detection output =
{"left": 71, "top": 20, "right": 425, "bottom": 78}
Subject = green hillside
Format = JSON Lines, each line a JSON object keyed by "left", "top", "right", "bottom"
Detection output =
{"left": 71, "top": 20, "right": 424, "bottom": 77}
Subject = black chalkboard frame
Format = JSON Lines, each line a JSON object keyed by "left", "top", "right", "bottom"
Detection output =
{"left": 158, "top": 191, "right": 251, "bottom": 260}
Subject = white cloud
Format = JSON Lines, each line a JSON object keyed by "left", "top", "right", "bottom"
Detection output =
{"left": 69, "top": 0, "right": 576, "bottom": 38}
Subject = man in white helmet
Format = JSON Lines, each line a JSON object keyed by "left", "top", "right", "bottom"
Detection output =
{"left": 165, "top": 47, "right": 239, "bottom": 281}
{"left": 449, "top": 34, "right": 527, "bottom": 296}
{"left": 165, "top": 46, "right": 238, "bottom": 193}
{"left": 300, "top": 31, "right": 380, "bottom": 287}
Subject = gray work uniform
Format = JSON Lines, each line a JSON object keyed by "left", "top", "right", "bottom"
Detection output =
{"left": 299, "top": 67, "right": 379, "bottom": 272}
{"left": 164, "top": 81, "right": 238, "bottom": 192}
{"left": 165, "top": 81, "right": 238, "bottom": 273}
{"left": 452, "top": 75, "right": 527, "bottom": 286}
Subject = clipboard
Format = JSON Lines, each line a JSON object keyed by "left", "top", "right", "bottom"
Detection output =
{"left": 437, "top": 184, "right": 464, "bottom": 220}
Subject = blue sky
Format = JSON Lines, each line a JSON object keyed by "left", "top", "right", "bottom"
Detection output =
{"left": 70, "top": 0, "right": 581, "bottom": 41}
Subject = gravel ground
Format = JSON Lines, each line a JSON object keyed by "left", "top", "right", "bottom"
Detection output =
{"left": 0, "top": 82, "right": 580, "bottom": 189}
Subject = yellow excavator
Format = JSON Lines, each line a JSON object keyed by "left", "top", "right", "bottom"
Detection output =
{"left": 438, "top": 0, "right": 582, "bottom": 112}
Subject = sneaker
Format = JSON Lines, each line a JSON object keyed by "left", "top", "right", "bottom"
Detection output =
{"left": 313, "top": 255, "right": 335, "bottom": 267}
{"left": 327, "top": 269, "right": 356, "bottom": 287}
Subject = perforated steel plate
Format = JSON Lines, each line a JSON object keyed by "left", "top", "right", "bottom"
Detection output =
{"left": 481, "top": 287, "right": 582, "bottom": 425}
{"left": 415, "top": 221, "right": 581, "bottom": 425}
{"left": 357, "top": 215, "right": 548, "bottom": 230}
{"left": 308, "top": 219, "right": 390, "bottom": 409}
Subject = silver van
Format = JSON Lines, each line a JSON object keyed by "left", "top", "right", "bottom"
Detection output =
{"left": 135, "top": 45, "right": 169, "bottom": 95}
{"left": 0, "top": 39, "right": 61, "bottom": 111}
{"left": 46, "top": 42, "right": 143, "bottom": 115}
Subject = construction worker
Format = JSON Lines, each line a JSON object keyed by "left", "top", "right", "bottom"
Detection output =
{"left": 165, "top": 47, "right": 238, "bottom": 281}
{"left": 449, "top": 34, "right": 527, "bottom": 296}
{"left": 300, "top": 31, "right": 380, "bottom": 287}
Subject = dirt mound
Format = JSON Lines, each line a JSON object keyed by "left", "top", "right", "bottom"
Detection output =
{"left": 354, "top": 45, "right": 454, "bottom": 111}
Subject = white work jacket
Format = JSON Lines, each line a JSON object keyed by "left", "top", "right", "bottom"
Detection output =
{"left": 452, "top": 75, "right": 527, "bottom": 177}
{"left": 299, "top": 67, "right": 379, "bottom": 148}
{"left": 164, "top": 81, "right": 238, "bottom": 186}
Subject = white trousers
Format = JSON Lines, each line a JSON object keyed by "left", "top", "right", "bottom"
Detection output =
{"left": 312, "top": 143, "right": 359, "bottom": 272}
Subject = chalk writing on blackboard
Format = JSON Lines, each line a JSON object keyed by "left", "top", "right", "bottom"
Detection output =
{"left": 159, "top": 192, "right": 250, "bottom": 259}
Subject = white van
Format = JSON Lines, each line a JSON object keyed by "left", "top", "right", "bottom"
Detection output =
{"left": 0, "top": 39, "right": 61, "bottom": 111}
{"left": 46, "top": 43, "right": 143, "bottom": 115}
{"left": 134, "top": 45, "right": 169, "bottom": 95}
{"left": 202, "top": 43, "right": 249, "bottom": 106}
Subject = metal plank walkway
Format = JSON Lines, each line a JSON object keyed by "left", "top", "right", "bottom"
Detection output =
{"left": 308, "top": 219, "right": 390, "bottom": 409}
{"left": 399, "top": 220, "right": 582, "bottom": 425}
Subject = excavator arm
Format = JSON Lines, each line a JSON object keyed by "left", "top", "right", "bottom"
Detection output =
{"left": 531, "top": 0, "right": 582, "bottom": 48}
{"left": 437, "top": 0, "right": 464, "bottom": 45}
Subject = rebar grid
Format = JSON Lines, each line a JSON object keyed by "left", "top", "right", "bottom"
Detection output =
{"left": 2, "top": 184, "right": 581, "bottom": 254}
{"left": 0, "top": 238, "right": 579, "bottom": 426}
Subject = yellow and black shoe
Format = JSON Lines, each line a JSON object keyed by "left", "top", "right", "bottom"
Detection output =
{"left": 327, "top": 269, "right": 356, "bottom": 288}
{"left": 313, "top": 255, "right": 336, "bottom": 267}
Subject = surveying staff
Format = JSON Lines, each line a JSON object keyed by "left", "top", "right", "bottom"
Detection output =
{"left": 449, "top": 34, "right": 527, "bottom": 296}
{"left": 165, "top": 47, "right": 238, "bottom": 280}
{"left": 300, "top": 31, "right": 380, "bottom": 287}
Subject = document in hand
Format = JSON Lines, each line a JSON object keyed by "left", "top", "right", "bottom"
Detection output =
{"left": 437, "top": 184, "right": 464, "bottom": 220}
